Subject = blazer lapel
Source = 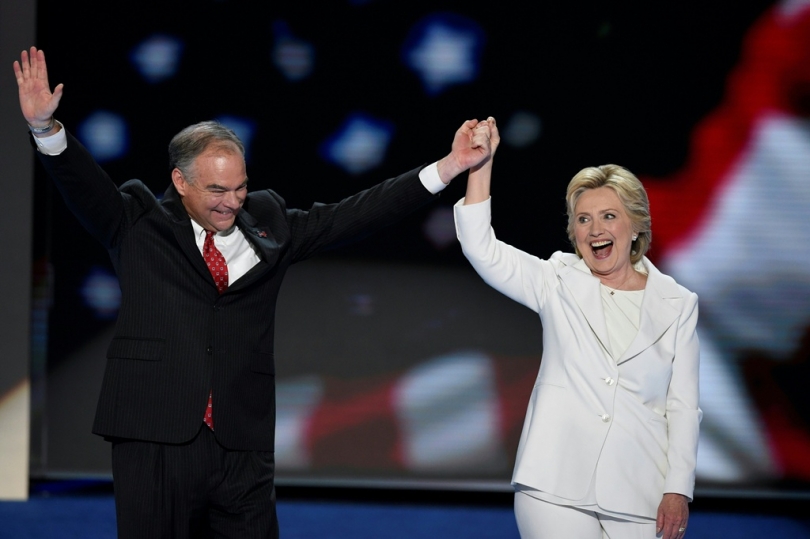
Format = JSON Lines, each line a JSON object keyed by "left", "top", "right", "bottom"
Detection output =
{"left": 618, "top": 258, "right": 682, "bottom": 364}
{"left": 558, "top": 258, "right": 612, "bottom": 356}
{"left": 161, "top": 185, "right": 284, "bottom": 292}
{"left": 225, "top": 210, "right": 282, "bottom": 292}
{"left": 235, "top": 210, "right": 280, "bottom": 267}
{"left": 162, "top": 185, "right": 219, "bottom": 286}
{"left": 557, "top": 255, "right": 683, "bottom": 365}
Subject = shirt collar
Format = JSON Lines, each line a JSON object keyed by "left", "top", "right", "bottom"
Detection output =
{"left": 190, "top": 219, "right": 238, "bottom": 241}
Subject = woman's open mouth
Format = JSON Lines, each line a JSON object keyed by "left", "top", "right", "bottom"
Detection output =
{"left": 591, "top": 240, "right": 613, "bottom": 259}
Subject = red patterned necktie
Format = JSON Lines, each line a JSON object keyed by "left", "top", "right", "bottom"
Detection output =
{"left": 204, "top": 230, "right": 229, "bottom": 294}
{"left": 202, "top": 231, "right": 228, "bottom": 429}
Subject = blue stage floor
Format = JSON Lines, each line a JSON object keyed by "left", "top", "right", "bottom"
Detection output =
{"left": 2, "top": 487, "right": 810, "bottom": 538}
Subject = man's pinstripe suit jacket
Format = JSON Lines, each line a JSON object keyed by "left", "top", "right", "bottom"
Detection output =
{"left": 37, "top": 130, "right": 437, "bottom": 451}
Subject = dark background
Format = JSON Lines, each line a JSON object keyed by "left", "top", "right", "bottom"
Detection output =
{"left": 33, "top": 0, "right": 772, "bottom": 366}
{"left": 25, "top": 0, "right": 803, "bottom": 495}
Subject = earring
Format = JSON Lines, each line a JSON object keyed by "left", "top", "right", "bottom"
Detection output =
{"left": 632, "top": 234, "right": 638, "bottom": 241}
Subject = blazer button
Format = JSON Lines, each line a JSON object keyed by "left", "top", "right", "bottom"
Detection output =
{"left": 206, "top": 346, "right": 213, "bottom": 354}
{"left": 601, "top": 414, "right": 611, "bottom": 423}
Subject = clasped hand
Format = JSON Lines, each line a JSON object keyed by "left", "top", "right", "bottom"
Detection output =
{"left": 437, "top": 116, "right": 499, "bottom": 184}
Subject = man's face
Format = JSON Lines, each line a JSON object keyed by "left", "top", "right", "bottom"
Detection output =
{"left": 172, "top": 147, "right": 248, "bottom": 231}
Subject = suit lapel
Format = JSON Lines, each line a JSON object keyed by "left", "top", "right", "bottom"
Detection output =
{"left": 558, "top": 258, "right": 612, "bottom": 355}
{"left": 618, "top": 258, "right": 682, "bottom": 364}
{"left": 235, "top": 210, "right": 280, "bottom": 267}
{"left": 225, "top": 210, "right": 281, "bottom": 292}
{"left": 162, "top": 185, "right": 283, "bottom": 293}
{"left": 557, "top": 255, "right": 682, "bottom": 365}
{"left": 163, "top": 185, "right": 280, "bottom": 293}
{"left": 162, "top": 185, "right": 219, "bottom": 287}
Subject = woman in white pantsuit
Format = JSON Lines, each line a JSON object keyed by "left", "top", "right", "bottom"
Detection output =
{"left": 455, "top": 119, "right": 701, "bottom": 539}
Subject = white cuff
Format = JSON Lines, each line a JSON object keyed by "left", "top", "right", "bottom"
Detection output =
{"left": 453, "top": 196, "right": 492, "bottom": 240}
{"left": 418, "top": 162, "right": 446, "bottom": 194}
{"left": 33, "top": 121, "right": 67, "bottom": 155}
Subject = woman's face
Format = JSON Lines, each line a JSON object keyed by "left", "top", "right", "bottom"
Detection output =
{"left": 573, "top": 186, "right": 636, "bottom": 277}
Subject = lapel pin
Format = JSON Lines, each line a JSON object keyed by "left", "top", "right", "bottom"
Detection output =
{"left": 257, "top": 230, "right": 267, "bottom": 238}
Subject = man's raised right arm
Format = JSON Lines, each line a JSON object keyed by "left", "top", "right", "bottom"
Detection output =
{"left": 14, "top": 47, "right": 135, "bottom": 248}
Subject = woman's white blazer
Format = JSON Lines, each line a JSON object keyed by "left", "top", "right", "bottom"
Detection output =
{"left": 455, "top": 198, "right": 701, "bottom": 518}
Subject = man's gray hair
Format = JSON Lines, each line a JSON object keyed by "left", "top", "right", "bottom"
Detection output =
{"left": 168, "top": 121, "right": 245, "bottom": 182}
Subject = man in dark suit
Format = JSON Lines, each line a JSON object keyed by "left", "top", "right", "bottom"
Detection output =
{"left": 14, "top": 46, "right": 494, "bottom": 538}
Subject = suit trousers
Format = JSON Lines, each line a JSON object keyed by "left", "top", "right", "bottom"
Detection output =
{"left": 514, "top": 491, "right": 658, "bottom": 539}
{"left": 111, "top": 425, "right": 278, "bottom": 539}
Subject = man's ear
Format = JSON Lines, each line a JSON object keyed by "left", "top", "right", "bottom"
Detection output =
{"left": 171, "top": 168, "right": 187, "bottom": 196}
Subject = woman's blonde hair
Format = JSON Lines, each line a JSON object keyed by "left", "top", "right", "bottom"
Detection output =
{"left": 565, "top": 164, "right": 651, "bottom": 264}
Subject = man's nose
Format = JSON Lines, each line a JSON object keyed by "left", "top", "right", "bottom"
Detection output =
{"left": 222, "top": 190, "right": 241, "bottom": 208}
